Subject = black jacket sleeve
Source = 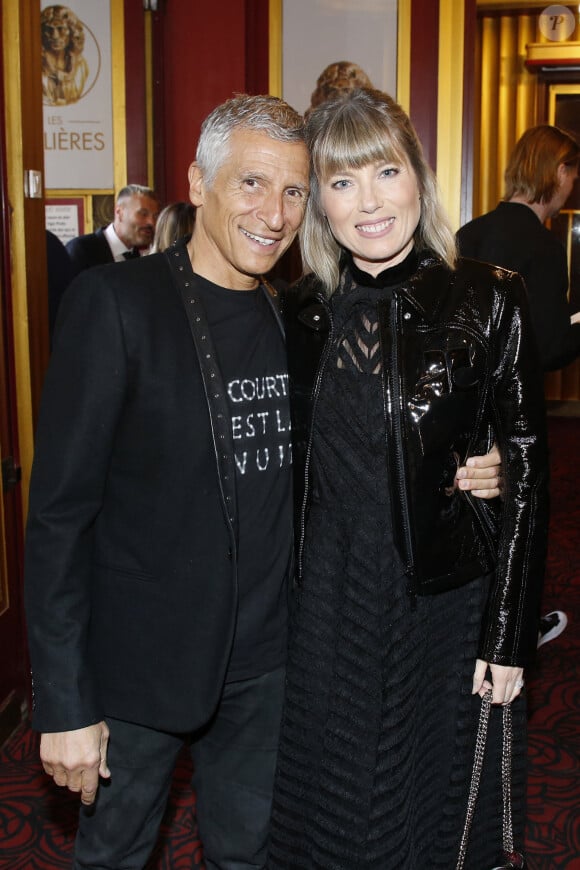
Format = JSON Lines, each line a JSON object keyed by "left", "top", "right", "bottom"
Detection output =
{"left": 24, "top": 268, "right": 128, "bottom": 731}
{"left": 479, "top": 271, "right": 550, "bottom": 666}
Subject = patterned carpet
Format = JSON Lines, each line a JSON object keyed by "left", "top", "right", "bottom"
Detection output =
{"left": 0, "top": 729, "right": 201, "bottom": 869}
{"left": 0, "top": 417, "right": 577, "bottom": 869}
{"left": 524, "top": 417, "right": 580, "bottom": 870}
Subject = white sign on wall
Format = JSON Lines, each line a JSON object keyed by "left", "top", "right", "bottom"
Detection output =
{"left": 41, "top": 1, "right": 114, "bottom": 189}
{"left": 282, "top": 0, "right": 399, "bottom": 116}
{"left": 45, "top": 202, "right": 82, "bottom": 244}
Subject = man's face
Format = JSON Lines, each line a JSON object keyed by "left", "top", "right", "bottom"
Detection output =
{"left": 114, "top": 194, "right": 160, "bottom": 250}
{"left": 188, "top": 128, "right": 309, "bottom": 289}
{"left": 42, "top": 20, "right": 69, "bottom": 52}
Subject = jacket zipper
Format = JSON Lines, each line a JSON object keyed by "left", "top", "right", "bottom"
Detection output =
{"left": 388, "top": 295, "right": 417, "bottom": 602}
{"left": 297, "top": 295, "right": 334, "bottom": 581}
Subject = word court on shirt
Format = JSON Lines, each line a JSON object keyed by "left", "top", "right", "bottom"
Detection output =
{"left": 227, "top": 373, "right": 292, "bottom": 476}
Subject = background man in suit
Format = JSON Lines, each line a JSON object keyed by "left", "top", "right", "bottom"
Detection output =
{"left": 25, "top": 94, "right": 501, "bottom": 870}
{"left": 66, "top": 183, "right": 160, "bottom": 272}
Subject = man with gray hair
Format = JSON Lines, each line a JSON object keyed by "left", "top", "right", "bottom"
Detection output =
{"left": 25, "top": 94, "right": 309, "bottom": 870}
{"left": 66, "top": 183, "right": 160, "bottom": 270}
{"left": 25, "top": 92, "right": 500, "bottom": 869}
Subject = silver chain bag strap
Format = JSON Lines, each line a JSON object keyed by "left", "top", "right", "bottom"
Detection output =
{"left": 456, "top": 689, "right": 526, "bottom": 870}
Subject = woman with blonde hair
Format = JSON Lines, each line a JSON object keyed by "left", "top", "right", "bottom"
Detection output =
{"left": 268, "top": 88, "right": 548, "bottom": 869}
{"left": 151, "top": 201, "right": 196, "bottom": 253}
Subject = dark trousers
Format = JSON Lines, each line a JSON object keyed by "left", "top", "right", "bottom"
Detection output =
{"left": 73, "top": 666, "right": 286, "bottom": 870}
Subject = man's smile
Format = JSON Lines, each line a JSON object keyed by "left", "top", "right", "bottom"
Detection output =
{"left": 240, "top": 228, "right": 278, "bottom": 247}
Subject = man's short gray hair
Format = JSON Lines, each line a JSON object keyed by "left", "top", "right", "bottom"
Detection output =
{"left": 116, "top": 184, "right": 158, "bottom": 204}
{"left": 196, "top": 94, "right": 305, "bottom": 187}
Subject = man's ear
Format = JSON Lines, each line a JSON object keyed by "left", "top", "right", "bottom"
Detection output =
{"left": 188, "top": 162, "right": 204, "bottom": 207}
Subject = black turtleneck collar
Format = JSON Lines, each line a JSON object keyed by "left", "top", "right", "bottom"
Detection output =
{"left": 346, "top": 247, "right": 419, "bottom": 289}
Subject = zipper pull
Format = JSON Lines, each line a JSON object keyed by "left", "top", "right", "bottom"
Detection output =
{"left": 405, "top": 567, "right": 418, "bottom": 610}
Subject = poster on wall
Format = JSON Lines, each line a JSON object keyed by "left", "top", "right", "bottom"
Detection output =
{"left": 45, "top": 198, "right": 85, "bottom": 244}
{"left": 41, "top": 1, "right": 114, "bottom": 190}
{"left": 282, "top": 0, "right": 398, "bottom": 116}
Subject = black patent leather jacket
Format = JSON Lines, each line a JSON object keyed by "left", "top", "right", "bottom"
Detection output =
{"left": 282, "top": 253, "right": 549, "bottom": 667}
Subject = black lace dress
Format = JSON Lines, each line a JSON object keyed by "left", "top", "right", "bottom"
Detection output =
{"left": 268, "top": 257, "right": 527, "bottom": 869}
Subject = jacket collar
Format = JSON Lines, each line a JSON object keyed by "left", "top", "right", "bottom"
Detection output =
{"left": 296, "top": 251, "right": 452, "bottom": 325}
{"left": 400, "top": 252, "right": 451, "bottom": 322}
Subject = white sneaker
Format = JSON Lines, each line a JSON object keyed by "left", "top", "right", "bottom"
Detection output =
{"left": 537, "top": 610, "right": 568, "bottom": 648}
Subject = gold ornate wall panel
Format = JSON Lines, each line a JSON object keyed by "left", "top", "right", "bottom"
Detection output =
{"left": 3, "top": 0, "right": 42, "bottom": 513}
{"left": 545, "top": 84, "right": 580, "bottom": 402}
{"left": 437, "top": 0, "right": 467, "bottom": 230}
{"left": 476, "top": 12, "right": 538, "bottom": 215}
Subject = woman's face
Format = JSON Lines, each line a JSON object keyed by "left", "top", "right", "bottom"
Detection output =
{"left": 319, "top": 155, "right": 421, "bottom": 276}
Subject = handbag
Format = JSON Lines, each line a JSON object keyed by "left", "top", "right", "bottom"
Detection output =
{"left": 456, "top": 688, "right": 526, "bottom": 870}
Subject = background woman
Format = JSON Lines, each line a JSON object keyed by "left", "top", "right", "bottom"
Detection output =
{"left": 268, "top": 89, "right": 549, "bottom": 869}
{"left": 151, "top": 201, "right": 196, "bottom": 253}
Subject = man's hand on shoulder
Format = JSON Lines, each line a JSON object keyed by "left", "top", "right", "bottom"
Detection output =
{"left": 455, "top": 443, "right": 502, "bottom": 500}
{"left": 40, "top": 721, "right": 110, "bottom": 805}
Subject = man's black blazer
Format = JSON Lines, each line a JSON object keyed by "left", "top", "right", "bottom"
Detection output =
{"left": 457, "top": 201, "right": 580, "bottom": 371}
{"left": 66, "top": 225, "right": 115, "bottom": 273}
{"left": 25, "top": 252, "right": 244, "bottom": 735}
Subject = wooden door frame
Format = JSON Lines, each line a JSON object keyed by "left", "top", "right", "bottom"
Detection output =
{"left": 0, "top": 0, "right": 34, "bottom": 744}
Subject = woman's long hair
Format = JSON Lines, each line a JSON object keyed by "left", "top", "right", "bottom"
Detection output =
{"left": 301, "top": 88, "right": 457, "bottom": 295}
{"left": 151, "top": 201, "right": 196, "bottom": 253}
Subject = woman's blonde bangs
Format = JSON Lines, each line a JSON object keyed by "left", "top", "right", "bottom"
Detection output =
{"left": 311, "top": 109, "right": 406, "bottom": 181}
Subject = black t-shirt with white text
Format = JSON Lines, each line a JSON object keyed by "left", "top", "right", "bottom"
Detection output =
{"left": 193, "top": 274, "right": 292, "bottom": 680}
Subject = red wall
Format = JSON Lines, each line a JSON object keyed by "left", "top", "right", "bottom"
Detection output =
{"left": 129, "top": 0, "right": 468, "bottom": 206}
{"left": 125, "top": 0, "right": 148, "bottom": 185}
{"left": 409, "top": 0, "right": 440, "bottom": 170}
{"left": 153, "top": 0, "right": 249, "bottom": 205}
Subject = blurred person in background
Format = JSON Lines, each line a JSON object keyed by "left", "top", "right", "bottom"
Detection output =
{"left": 66, "top": 184, "right": 160, "bottom": 271}
{"left": 151, "top": 201, "right": 196, "bottom": 253}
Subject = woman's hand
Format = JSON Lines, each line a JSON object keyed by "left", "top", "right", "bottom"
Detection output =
{"left": 472, "top": 658, "right": 524, "bottom": 705}
{"left": 455, "top": 443, "right": 502, "bottom": 499}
